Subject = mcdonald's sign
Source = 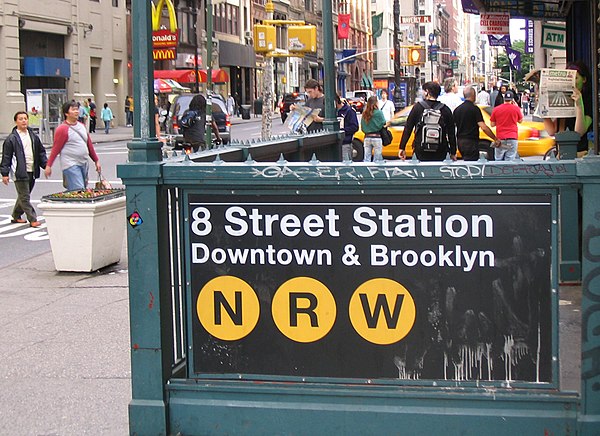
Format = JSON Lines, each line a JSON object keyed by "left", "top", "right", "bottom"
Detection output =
{"left": 152, "top": 0, "right": 178, "bottom": 60}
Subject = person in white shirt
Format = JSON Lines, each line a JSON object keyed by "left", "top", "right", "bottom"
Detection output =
{"left": 378, "top": 89, "right": 395, "bottom": 122}
{"left": 476, "top": 87, "right": 491, "bottom": 106}
{"left": 438, "top": 78, "right": 463, "bottom": 112}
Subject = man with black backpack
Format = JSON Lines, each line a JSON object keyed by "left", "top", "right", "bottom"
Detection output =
{"left": 181, "top": 94, "right": 221, "bottom": 153}
{"left": 398, "top": 81, "right": 456, "bottom": 162}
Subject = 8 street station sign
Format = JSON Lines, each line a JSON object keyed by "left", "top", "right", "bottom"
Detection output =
{"left": 188, "top": 193, "right": 553, "bottom": 383}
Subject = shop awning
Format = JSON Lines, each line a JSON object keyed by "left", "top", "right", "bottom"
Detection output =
{"left": 154, "top": 69, "right": 229, "bottom": 84}
{"left": 463, "top": 0, "right": 576, "bottom": 18}
{"left": 361, "top": 73, "right": 373, "bottom": 89}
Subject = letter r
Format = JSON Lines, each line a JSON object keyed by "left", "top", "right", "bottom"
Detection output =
{"left": 289, "top": 292, "right": 319, "bottom": 327}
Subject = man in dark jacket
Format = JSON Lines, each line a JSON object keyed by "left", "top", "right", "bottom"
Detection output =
{"left": 335, "top": 93, "right": 359, "bottom": 161}
{"left": 398, "top": 81, "right": 456, "bottom": 162}
{"left": 0, "top": 111, "right": 48, "bottom": 227}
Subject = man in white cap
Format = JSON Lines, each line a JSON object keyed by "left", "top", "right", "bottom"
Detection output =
{"left": 490, "top": 89, "right": 523, "bottom": 160}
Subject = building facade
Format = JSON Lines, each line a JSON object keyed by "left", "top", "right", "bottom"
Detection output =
{"left": 0, "top": 0, "right": 128, "bottom": 137}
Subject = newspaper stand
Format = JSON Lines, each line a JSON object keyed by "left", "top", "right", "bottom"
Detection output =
{"left": 119, "top": 151, "right": 600, "bottom": 435}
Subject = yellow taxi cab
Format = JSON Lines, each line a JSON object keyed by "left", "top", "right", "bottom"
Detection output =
{"left": 352, "top": 104, "right": 555, "bottom": 160}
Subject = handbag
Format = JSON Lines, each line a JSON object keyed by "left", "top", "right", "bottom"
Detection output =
{"left": 95, "top": 171, "right": 112, "bottom": 190}
{"left": 380, "top": 126, "right": 393, "bottom": 146}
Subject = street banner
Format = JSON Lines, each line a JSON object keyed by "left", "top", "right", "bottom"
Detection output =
{"left": 338, "top": 14, "right": 350, "bottom": 39}
{"left": 537, "top": 68, "right": 576, "bottom": 118}
{"left": 525, "top": 20, "right": 535, "bottom": 53}
{"left": 506, "top": 47, "right": 522, "bottom": 71}
{"left": 488, "top": 34, "right": 511, "bottom": 47}
{"left": 461, "top": 0, "right": 479, "bottom": 14}
{"left": 480, "top": 12, "right": 510, "bottom": 35}
{"left": 188, "top": 193, "right": 553, "bottom": 383}
{"left": 372, "top": 13, "right": 383, "bottom": 39}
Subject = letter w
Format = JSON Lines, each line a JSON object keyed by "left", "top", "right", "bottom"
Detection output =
{"left": 214, "top": 291, "right": 242, "bottom": 325}
{"left": 359, "top": 293, "right": 404, "bottom": 329}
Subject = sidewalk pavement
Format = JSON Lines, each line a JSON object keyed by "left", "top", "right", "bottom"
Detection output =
{"left": 0, "top": 243, "right": 131, "bottom": 435}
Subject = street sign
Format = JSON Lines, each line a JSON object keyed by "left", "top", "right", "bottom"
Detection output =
{"left": 480, "top": 12, "right": 510, "bottom": 35}
{"left": 428, "top": 33, "right": 435, "bottom": 43}
{"left": 401, "top": 15, "right": 432, "bottom": 24}
{"left": 541, "top": 24, "right": 566, "bottom": 50}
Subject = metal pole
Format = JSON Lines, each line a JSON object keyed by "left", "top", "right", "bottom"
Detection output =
{"left": 193, "top": 1, "right": 199, "bottom": 93}
{"left": 128, "top": 0, "right": 161, "bottom": 162}
{"left": 205, "top": 0, "right": 214, "bottom": 146}
{"left": 260, "top": 1, "right": 274, "bottom": 140}
{"left": 322, "top": 0, "right": 339, "bottom": 131}
{"left": 392, "top": 0, "right": 404, "bottom": 111}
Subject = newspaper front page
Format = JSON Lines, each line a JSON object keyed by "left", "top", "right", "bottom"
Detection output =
{"left": 287, "top": 105, "right": 321, "bottom": 133}
{"left": 537, "top": 68, "right": 576, "bottom": 118}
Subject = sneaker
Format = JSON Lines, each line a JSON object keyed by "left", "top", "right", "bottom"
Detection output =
{"left": 30, "top": 221, "right": 41, "bottom": 228}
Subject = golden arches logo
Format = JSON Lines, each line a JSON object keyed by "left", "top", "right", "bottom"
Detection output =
{"left": 152, "top": 0, "right": 178, "bottom": 33}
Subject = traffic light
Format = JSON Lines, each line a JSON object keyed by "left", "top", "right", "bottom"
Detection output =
{"left": 408, "top": 48, "right": 426, "bottom": 65}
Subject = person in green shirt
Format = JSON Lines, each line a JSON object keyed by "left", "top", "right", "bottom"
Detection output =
{"left": 360, "top": 96, "right": 386, "bottom": 162}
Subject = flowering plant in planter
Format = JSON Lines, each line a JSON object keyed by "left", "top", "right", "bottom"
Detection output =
{"left": 39, "top": 188, "right": 127, "bottom": 271}
{"left": 42, "top": 188, "right": 125, "bottom": 202}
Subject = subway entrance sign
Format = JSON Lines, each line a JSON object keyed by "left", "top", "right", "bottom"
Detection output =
{"left": 188, "top": 192, "right": 553, "bottom": 382}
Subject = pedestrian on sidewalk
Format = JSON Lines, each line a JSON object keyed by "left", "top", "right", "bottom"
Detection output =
{"left": 88, "top": 98, "right": 97, "bottom": 133}
{"left": 360, "top": 96, "right": 386, "bottom": 162}
{"left": 453, "top": 86, "right": 499, "bottom": 161}
{"left": 101, "top": 103, "right": 114, "bottom": 134}
{"left": 124, "top": 95, "right": 132, "bottom": 127}
{"left": 0, "top": 111, "right": 47, "bottom": 227}
{"left": 335, "top": 93, "right": 359, "bottom": 161}
{"left": 490, "top": 90, "right": 523, "bottom": 161}
{"left": 45, "top": 101, "right": 101, "bottom": 191}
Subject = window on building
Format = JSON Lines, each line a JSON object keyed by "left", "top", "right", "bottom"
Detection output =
{"left": 112, "top": 0, "right": 118, "bottom": 6}
{"left": 305, "top": 0, "right": 313, "bottom": 13}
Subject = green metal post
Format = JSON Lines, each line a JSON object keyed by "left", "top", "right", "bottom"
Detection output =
{"left": 556, "top": 130, "right": 582, "bottom": 282}
{"left": 120, "top": 1, "right": 171, "bottom": 434}
{"left": 205, "top": 0, "right": 214, "bottom": 147}
{"left": 321, "top": 0, "right": 340, "bottom": 133}
{"left": 577, "top": 154, "right": 600, "bottom": 433}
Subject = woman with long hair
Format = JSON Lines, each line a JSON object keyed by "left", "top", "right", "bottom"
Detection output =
{"left": 360, "top": 96, "right": 386, "bottom": 162}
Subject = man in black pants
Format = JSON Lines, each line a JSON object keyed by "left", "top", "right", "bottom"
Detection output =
{"left": 453, "top": 86, "right": 499, "bottom": 160}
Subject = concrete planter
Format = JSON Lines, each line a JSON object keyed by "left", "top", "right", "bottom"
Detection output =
{"left": 39, "top": 192, "right": 126, "bottom": 272}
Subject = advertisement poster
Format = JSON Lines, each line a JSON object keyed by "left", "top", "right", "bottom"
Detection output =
{"left": 25, "top": 89, "right": 43, "bottom": 129}
{"left": 537, "top": 68, "right": 576, "bottom": 118}
{"left": 188, "top": 193, "right": 553, "bottom": 384}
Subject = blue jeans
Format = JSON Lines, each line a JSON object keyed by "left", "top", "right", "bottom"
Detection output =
{"left": 63, "top": 164, "right": 88, "bottom": 191}
{"left": 104, "top": 120, "right": 111, "bottom": 134}
{"left": 363, "top": 136, "right": 383, "bottom": 162}
{"left": 495, "top": 139, "right": 518, "bottom": 161}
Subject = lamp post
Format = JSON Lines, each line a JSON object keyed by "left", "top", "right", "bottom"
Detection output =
{"left": 193, "top": 2, "right": 199, "bottom": 93}
{"left": 428, "top": 32, "right": 435, "bottom": 81}
{"left": 392, "top": 0, "right": 404, "bottom": 111}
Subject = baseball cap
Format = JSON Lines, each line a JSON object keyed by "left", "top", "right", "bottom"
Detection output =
{"left": 504, "top": 90, "right": 515, "bottom": 100}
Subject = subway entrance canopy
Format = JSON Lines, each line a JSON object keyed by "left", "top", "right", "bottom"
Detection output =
{"left": 464, "top": 0, "right": 585, "bottom": 18}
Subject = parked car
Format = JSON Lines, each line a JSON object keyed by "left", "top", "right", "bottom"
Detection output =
{"left": 279, "top": 92, "right": 307, "bottom": 123}
{"left": 345, "top": 96, "right": 365, "bottom": 113}
{"left": 352, "top": 104, "right": 555, "bottom": 161}
{"left": 346, "top": 90, "right": 375, "bottom": 101}
{"left": 167, "top": 93, "right": 231, "bottom": 145}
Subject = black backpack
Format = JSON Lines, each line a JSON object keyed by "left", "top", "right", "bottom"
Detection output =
{"left": 417, "top": 101, "right": 445, "bottom": 152}
{"left": 180, "top": 109, "right": 199, "bottom": 130}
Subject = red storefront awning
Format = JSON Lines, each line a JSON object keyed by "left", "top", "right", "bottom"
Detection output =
{"left": 154, "top": 69, "right": 229, "bottom": 84}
